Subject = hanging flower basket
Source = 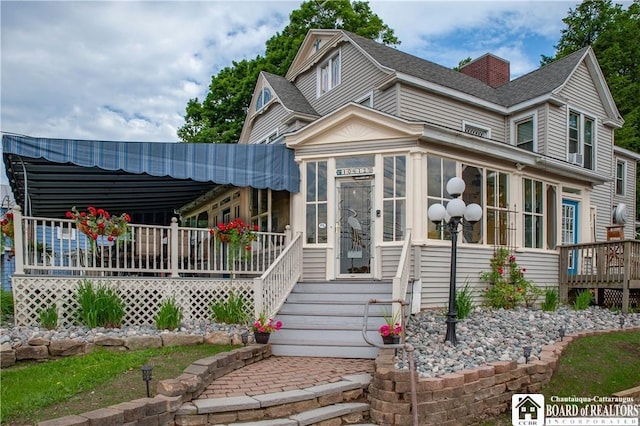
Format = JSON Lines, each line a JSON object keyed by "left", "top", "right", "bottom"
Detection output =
{"left": 67, "top": 206, "right": 131, "bottom": 243}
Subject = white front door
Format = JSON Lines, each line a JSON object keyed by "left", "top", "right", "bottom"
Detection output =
{"left": 336, "top": 178, "right": 373, "bottom": 277}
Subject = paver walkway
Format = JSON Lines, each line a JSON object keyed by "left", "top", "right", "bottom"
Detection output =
{"left": 198, "top": 356, "right": 375, "bottom": 399}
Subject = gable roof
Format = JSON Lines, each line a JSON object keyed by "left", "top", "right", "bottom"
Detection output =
{"left": 289, "top": 30, "right": 621, "bottom": 123}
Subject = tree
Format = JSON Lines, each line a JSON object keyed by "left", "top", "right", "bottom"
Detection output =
{"left": 453, "top": 57, "right": 472, "bottom": 72}
{"left": 178, "top": 0, "right": 399, "bottom": 144}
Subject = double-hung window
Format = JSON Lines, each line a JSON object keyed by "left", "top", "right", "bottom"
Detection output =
{"left": 486, "top": 170, "right": 509, "bottom": 246}
{"left": 426, "top": 155, "right": 457, "bottom": 240}
{"left": 568, "top": 110, "right": 595, "bottom": 170}
{"left": 523, "top": 178, "right": 556, "bottom": 249}
{"left": 616, "top": 160, "right": 626, "bottom": 196}
{"left": 319, "top": 52, "right": 341, "bottom": 96}
{"left": 511, "top": 113, "right": 536, "bottom": 152}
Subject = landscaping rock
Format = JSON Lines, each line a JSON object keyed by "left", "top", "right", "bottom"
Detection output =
{"left": 15, "top": 344, "right": 48, "bottom": 360}
{"left": 0, "top": 343, "right": 16, "bottom": 367}
{"left": 94, "top": 335, "right": 125, "bottom": 347}
{"left": 161, "top": 333, "right": 203, "bottom": 347}
{"left": 125, "top": 335, "right": 162, "bottom": 350}
{"left": 204, "top": 331, "right": 230, "bottom": 345}
{"left": 49, "top": 339, "right": 86, "bottom": 356}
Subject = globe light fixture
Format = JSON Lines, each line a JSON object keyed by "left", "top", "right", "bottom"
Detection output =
{"left": 427, "top": 177, "right": 482, "bottom": 346}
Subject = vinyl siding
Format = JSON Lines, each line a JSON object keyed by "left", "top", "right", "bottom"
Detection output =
{"left": 398, "top": 86, "right": 506, "bottom": 142}
{"left": 546, "top": 104, "right": 567, "bottom": 159}
{"left": 295, "top": 43, "right": 390, "bottom": 117}
{"left": 380, "top": 245, "right": 402, "bottom": 279}
{"left": 418, "top": 245, "right": 559, "bottom": 309}
{"left": 302, "top": 247, "right": 328, "bottom": 281}
{"left": 247, "top": 104, "right": 289, "bottom": 144}
{"left": 613, "top": 154, "right": 638, "bottom": 240}
{"left": 374, "top": 86, "right": 397, "bottom": 116}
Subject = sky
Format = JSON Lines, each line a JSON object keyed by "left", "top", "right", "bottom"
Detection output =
{"left": 0, "top": 0, "right": 621, "bottom": 185}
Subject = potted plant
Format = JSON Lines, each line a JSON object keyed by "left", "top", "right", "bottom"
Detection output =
{"left": 252, "top": 312, "right": 282, "bottom": 344}
{"left": 379, "top": 314, "right": 403, "bottom": 345}
{"left": 209, "top": 218, "right": 258, "bottom": 264}
{"left": 67, "top": 206, "right": 131, "bottom": 244}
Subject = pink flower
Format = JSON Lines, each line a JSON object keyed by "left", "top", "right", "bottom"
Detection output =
{"left": 497, "top": 267, "right": 504, "bottom": 275}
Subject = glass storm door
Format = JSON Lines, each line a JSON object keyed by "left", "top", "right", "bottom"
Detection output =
{"left": 562, "top": 200, "right": 578, "bottom": 275}
{"left": 337, "top": 178, "right": 373, "bottom": 277}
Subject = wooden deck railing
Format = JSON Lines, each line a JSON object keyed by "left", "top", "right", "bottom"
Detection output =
{"left": 558, "top": 240, "right": 640, "bottom": 313}
{"left": 10, "top": 207, "right": 288, "bottom": 278}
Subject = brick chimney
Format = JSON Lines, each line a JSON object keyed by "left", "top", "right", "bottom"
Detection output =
{"left": 460, "top": 54, "right": 510, "bottom": 88}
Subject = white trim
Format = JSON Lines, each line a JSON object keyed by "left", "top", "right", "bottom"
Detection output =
{"left": 566, "top": 107, "right": 597, "bottom": 171}
{"left": 355, "top": 91, "right": 374, "bottom": 107}
{"left": 510, "top": 112, "right": 538, "bottom": 152}
{"left": 316, "top": 48, "right": 342, "bottom": 98}
{"left": 615, "top": 159, "right": 626, "bottom": 196}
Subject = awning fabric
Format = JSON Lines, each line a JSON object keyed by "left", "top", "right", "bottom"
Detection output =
{"left": 2, "top": 134, "right": 300, "bottom": 218}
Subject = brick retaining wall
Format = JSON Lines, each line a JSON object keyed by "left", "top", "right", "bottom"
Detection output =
{"left": 369, "top": 327, "right": 640, "bottom": 426}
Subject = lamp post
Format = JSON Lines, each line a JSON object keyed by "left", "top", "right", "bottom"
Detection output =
{"left": 427, "top": 177, "right": 482, "bottom": 346}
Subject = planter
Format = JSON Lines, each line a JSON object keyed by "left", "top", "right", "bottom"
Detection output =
{"left": 217, "top": 233, "right": 231, "bottom": 243}
{"left": 381, "top": 335, "right": 400, "bottom": 345}
{"left": 254, "top": 331, "right": 271, "bottom": 344}
{"left": 77, "top": 223, "right": 122, "bottom": 237}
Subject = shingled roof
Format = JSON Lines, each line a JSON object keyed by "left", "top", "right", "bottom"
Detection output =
{"left": 344, "top": 31, "right": 588, "bottom": 109}
{"left": 262, "top": 72, "right": 318, "bottom": 117}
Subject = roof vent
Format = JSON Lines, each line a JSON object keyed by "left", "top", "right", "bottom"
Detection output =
{"left": 460, "top": 54, "right": 510, "bottom": 88}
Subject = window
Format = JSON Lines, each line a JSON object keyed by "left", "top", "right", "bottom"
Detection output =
{"left": 511, "top": 113, "right": 536, "bottom": 152}
{"left": 251, "top": 188, "right": 269, "bottom": 232}
{"left": 516, "top": 119, "right": 534, "bottom": 151}
{"left": 305, "top": 161, "right": 328, "bottom": 243}
{"left": 486, "top": 170, "right": 509, "bottom": 246}
{"left": 259, "top": 130, "right": 279, "bottom": 145}
{"left": 427, "top": 155, "right": 457, "bottom": 240}
{"left": 461, "top": 165, "right": 483, "bottom": 243}
{"left": 568, "top": 111, "right": 595, "bottom": 170}
{"left": 383, "top": 155, "right": 406, "bottom": 242}
{"left": 523, "top": 178, "right": 544, "bottom": 248}
{"left": 616, "top": 160, "right": 626, "bottom": 196}
{"left": 255, "top": 87, "right": 271, "bottom": 111}
{"left": 463, "top": 121, "right": 491, "bottom": 138}
{"left": 318, "top": 52, "right": 341, "bottom": 96}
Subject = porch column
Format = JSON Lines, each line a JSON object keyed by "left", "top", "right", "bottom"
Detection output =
{"left": 410, "top": 151, "right": 425, "bottom": 243}
{"left": 12, "top": 206, "right": 24, "bottom": 275}
{"left": 170, "top": 218, "right": 179, "bottom": 278}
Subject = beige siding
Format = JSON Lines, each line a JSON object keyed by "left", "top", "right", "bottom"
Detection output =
{"left": 295, "top": 43, "right": 390, "bottom": 116}
{"left": 546, "top": 104, "right": 567, "bottom": 159}
{"left": 612, "top": 155, "right": 638, "bottom": 240}
{"left": 380, "top": 245, "right": 402, "bottom": 279}
{"left": 398, "top": 86, "right": 506, "bottom": 142}
{"left": 374, "top": 86, "right": 397, "bottom": 116}
{"left": 418, "top": 245, "right": 559, "bottom": 309}
{"left": 302, "top": 247, "right": 327, "bottom": 281}
{"left": 247, "top": 104, "right": 289, "bottom": 144}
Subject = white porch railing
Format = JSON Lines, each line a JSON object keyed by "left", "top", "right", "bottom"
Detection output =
{"left": 392, "top": 230, "right": 412, "bottom": 321}
{"left": 10, "top": 207, "right": 288, "bottom": 278}
{"left": 253, "top": 231, "right": 303, "bottom": 318}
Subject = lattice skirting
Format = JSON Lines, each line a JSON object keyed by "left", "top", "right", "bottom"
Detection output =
{"left": 11, "top": 276, "right": 255, "bottom": 327}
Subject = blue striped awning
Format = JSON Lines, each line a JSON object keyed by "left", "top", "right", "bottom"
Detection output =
{"left": 2, "top": 134, "right": 300, "bottom": 218}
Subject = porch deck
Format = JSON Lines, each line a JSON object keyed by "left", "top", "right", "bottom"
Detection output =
{"left": 559, "top": 240, "right": 640, "bottom": 313}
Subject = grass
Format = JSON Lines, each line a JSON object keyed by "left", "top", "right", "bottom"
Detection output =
{"left": 474, "top": 331, "right": 640, "bottom": 425}
{"left": 0, "top": 343, "right": 237, "bottom": 425}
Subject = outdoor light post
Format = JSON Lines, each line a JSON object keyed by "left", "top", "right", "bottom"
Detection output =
{"left": 141, "top": 365, "right": 153, "bottom": 398}
{"left": 427, "top": 177, "right": 482, "bottom": 346}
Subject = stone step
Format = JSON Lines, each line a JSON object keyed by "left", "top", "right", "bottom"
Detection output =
{"left": 176, "top": 375, "right": 372, "bottom": 424}
{"left": 223, "top": 403, "right": 370, "bottom": 426}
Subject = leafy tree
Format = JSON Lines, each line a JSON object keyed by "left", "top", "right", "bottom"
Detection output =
{"left": 453, "top": 57, "right": 472, "bottom": 72}
{"left": 178, "top": 0, "right": 398, "bottom": 144}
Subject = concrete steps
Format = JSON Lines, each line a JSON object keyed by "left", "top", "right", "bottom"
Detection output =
{"left": 269, "top": 280, "right": 405, "bottom": 359}
{"left": 175, "top": 374, "right": 373, "bottom": 425}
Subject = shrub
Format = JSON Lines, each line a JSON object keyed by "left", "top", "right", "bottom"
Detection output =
{"left": 0, "top": 289, "right": 14, "bottom": 319}
{"left": 154, "top": 298, "right": 183, "bottom": 330}
{"left": 75, "top": 279, "right": 125, "bottom": 328}
{"left": 480, "top": 248, "right": 536, "bottom": 309}
{"left": 39, "top": 305, "right": 58, "bottom": 330}
{"left": 573, "top": 290, "right": 593, "bottom": 311}
{"left": 541, "top": 288, "right": 559, "bottom": 312}
{"left": 210, "top": 291, "right": 249, "bottom": 324}
{"left": 456, "top": 283, "right": 475, "bottom": 319}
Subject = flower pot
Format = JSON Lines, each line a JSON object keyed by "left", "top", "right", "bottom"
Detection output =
{"left": 254, "top": 331, "right": 271, "bottom": 344}
{"left": 381, "top": 335, "right": 400, "bottom": 345}
{"left": 217, "top": 233, "right": 231, "bottom": 243}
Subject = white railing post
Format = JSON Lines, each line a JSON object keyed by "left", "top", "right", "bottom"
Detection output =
{"left": 170, "top": 218, "right": 179, "bottom": 277}
{"left": 253, "top": 276, "right": 264, "bottom": 318}
{"left": 12, "top": 205, "right": 24, "bottom": 274}
{"left": 284, "top": 225, "right": 292, "bottom": 245}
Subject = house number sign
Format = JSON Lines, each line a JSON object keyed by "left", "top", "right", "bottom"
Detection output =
{"left": 336, "top": 167, "right": 374, "bottom": 176}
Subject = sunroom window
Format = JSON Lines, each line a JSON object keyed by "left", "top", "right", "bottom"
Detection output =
{"left": 383, "top": 155, "right": 406, "bottom": 242}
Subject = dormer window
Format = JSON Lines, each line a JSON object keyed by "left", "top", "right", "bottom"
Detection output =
{"left": 510, "top": 113, "right": 537, "bottom": 152}
{"left": 255, "top": 87, "right": 271, "bottom": 111}
{"left": 318, "top": 52, "right": 341, "bottom": 96}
